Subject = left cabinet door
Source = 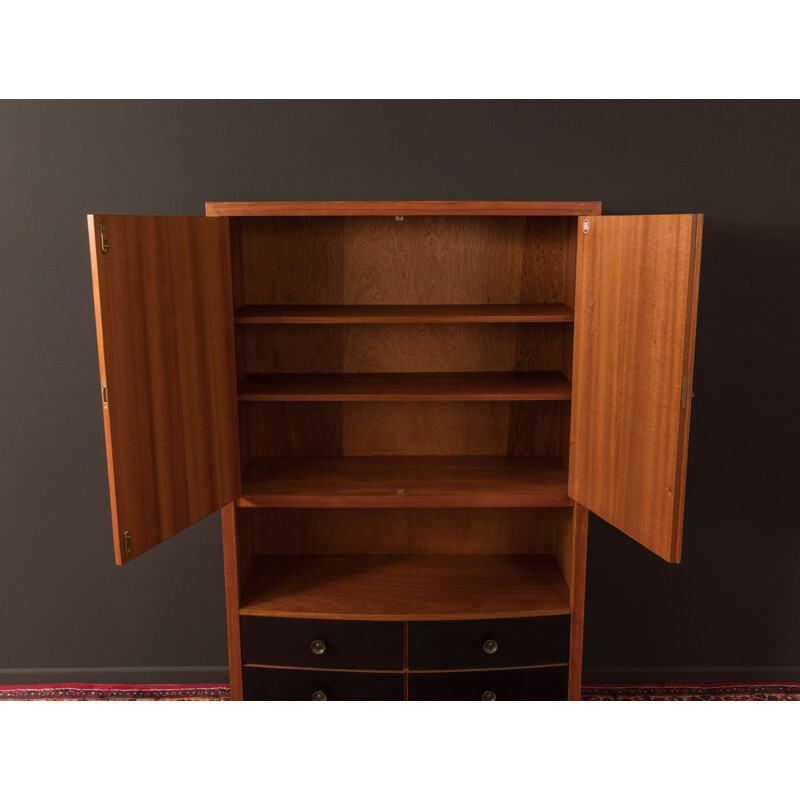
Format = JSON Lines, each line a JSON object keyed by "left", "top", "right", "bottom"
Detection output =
{"left": 88, "top": 216, "right": 239, "bottom": 563}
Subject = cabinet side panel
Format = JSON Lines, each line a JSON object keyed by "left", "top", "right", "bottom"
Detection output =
{"left": 222, "top": 503, "right": 251, "bottom": 701}
{"left": 567, "top": 504, "right": 588, "bottom": 701}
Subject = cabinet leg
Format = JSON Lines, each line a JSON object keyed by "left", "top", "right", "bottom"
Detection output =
{"left": 567, "top": 505, "right": 588, "bottom": 701}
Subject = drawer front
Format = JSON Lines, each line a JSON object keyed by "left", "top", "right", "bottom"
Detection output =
{"left": 408, "top": 616, "right": 570, "bottom": 670}
{"left": 240, "top": 617, "right": 404, "bottom": 670}
{"left": 243, "top": 667, "right": 404, "bottom": 701}
{"left": 409, "top": 666, "right": 568, "bottom": 701}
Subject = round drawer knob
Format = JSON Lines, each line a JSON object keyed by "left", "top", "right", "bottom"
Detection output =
{"left": 310, "top": 639, "right": 327, "bottom": 656}
{"left": 311, "top": 690, "right": 327, "bottom": 701}
{"left": 482, "top": 639, "right": 499, "bottom": 655}
{"left": 482, "top": 690, "right": 497, "bottom": 702}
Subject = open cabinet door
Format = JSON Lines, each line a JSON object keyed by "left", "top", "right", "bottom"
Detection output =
{"left": 569, "top": 215, "right": 702, "bottom": 563}
{"left": 88, "top": 216, "right": 239, "bottom": 564}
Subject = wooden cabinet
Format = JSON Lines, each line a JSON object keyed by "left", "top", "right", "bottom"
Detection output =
{"left": 86, "top": 201, "right": 703, "bottom": 700}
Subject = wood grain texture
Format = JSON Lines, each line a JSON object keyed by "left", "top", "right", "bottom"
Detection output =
{"left": 239, "top": 555, "right": 571, "bottom": 620}
{"left": 237, "top": 371, "right": 571, "bottom": 401}
{"left": 341, "top": 217, "right": 562, "bottom": 306}
{"left": 237, "top": 217, "right": 346, "bottom": 305}
{"left": 345, "top": 402, "right": 566, "bottom": 457}
{"left": 342, "top": 402, "right": 512, "bottom": 456}
{"left": 245, "top": 507, "right": 573, "bottom": 555}
{"left": 234, "top": 304, "right": 575, "bottom": 324}
{"left": 237, "top": 323, "right": 569, "bottom": 375}
{"left": 239, "top": 456, "right": 571, "bottom": 508}
{"left": 569, "top": 215, "right": 702, "bottom": 563}
{"left": 243, "top": 402, "right": 569, "bottom": 460}
{"left": 87, "top": 215, "right": 238, "bottom": 563}
{"left": 206, "top": 200, "right": 602, "bottom": 217}
{"left": 234, "top": 216, "right": 574, "bottom": 306}
{"left": 221, "top": 503, "right": 244, "bottom": 701}
{"left": 566, "top": 504, "right": 588, "bottom": 701}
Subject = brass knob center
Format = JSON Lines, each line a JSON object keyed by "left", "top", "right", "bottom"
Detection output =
{"left": 482, "top": 690, "right": 497, "bottom": 701}
{"left": 311, "top": 690, "right": 327, "bottom": 701}
{"left": 310, "top": 639, "right": 327, "bottom": 655}
{"left": 482, "top": 639, "right": 499, "bottom": 655}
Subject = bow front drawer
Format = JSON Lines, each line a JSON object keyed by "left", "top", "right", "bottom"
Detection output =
{"left": 409, "top": 665, "right": 568, "bottom": 701}
{"left": 240, "top": 617, "right": 404, "bottom": 670}
{"left": 408, "top": 616, "right": 570, "bottom": 670}
{"left": 243, "top": 666, "right": 404, "bottom": 701}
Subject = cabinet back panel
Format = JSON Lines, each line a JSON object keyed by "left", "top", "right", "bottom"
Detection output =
{"left": 235, "top": 216, "right": 573, "bottom": 305}
{"left": 242, "top": 401, "right": 569, "bottom": 459}
{"left": 244, "top": 507, "right": 572, "bottom": 556}
{"left": 237, "top": 323, "right": 569, "bottom": 375}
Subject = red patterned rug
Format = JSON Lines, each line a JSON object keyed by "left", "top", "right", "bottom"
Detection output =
{"left": 1, "top": 683, "right": 798, "bottom": 700}
{"left": 0, "top": 684, "right": 230, "bottom": 701}
{"left": 582, "top": 683, "right": 800, "bottom": 701}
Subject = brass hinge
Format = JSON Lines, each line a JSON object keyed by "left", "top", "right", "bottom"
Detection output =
{"left": 99, "top": 222, "right": 109, "bottom": 253}
{"left": 680, "top": 376, "right": 689, "bottom": 409}
{"left": 123, "top": 530, "right": 132, "bottom": 559}
{"left": 101, "top": 380, "right": 109, "bottom": 409}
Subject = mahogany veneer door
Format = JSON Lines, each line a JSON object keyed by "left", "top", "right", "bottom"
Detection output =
{"left": 569, "top": 214, "right": 703, "bottom": 562}
{"left": 88, "top": 216, "right": 239, "bottom": 563}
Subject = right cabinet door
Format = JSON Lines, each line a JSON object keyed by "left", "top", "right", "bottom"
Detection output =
{"left": 569, "top": 214, "right": 703, "bottom": 563}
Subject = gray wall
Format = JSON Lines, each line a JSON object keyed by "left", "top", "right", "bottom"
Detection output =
{"left": 1, "top": 101, "right": 797, "bottom": 683}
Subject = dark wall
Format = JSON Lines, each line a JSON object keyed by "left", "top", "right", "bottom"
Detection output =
{"left": 1, "top": 101, "right": 797, "bottom": 683}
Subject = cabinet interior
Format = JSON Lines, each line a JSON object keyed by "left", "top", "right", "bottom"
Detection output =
{"left": 228, "top": 214, "right": 580, "bottom": 621}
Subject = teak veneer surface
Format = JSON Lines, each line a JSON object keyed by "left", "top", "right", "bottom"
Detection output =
{"left": 221, "top": 503, "right": 244, "bottom": 701}
{"left": 237, "top": 371, "right": 571, "bottom": 402}
{"left": 242, "top": 401, "right": 570, "bottom": 462}
{"left": 569, "top": 215, "right": 702, "bottom": 563}
{"left": 239, "top": 554, "right": 571, "bottom": 620}
{"left": 236, "top": 323, "right": 570, "bottom": 378}
{"left": 239, "top": 456, "right": 571, "bottom": 508}
{"left": 234, "top": 303, "right": 575, "bottom": 324}
{"left": 233, "top": 216, "right": 575, "bottom": 306}
{"left": 245, "top": 507, "right": 574, "bottom": 556}
{"left": 87, "top": 215, "right": 238, "bottom": 563}
{"left": 207, "top": 200, "right": 603, "bottom": 217}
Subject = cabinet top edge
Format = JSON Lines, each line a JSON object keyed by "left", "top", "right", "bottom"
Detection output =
{"left": 204, "top": 201, "right": 603, "bottom": 217}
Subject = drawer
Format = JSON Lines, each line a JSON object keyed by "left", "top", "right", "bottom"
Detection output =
{"left": 243, "top": 666, "right": 404, "bottom": 701}
{"left": 408, "top": 666, "right": 568, "bottom": 701}
{"left": 407, "top": 616, "right": 570, "bottom": 670}
{"left": 240, "top": 617, "right": 404, "bottom": 670}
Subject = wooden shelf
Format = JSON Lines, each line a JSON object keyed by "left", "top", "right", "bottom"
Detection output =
{"left": 238, "top": 371, "right": 571, "bottom": 402}
{"left": 234, "top": 304, "right": 575, "bottom": 324}
{"left": 239, "top": 554, "right": 571, "bottom": 620}
{"left": 239, "top": 456, "right": 571, "bottom": 508}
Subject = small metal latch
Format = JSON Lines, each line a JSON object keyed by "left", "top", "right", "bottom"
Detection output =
{"left": 680, "top": 376, "right": 689, "bottom": 409}
{"left": 396, "top": 488, "right": 405, "bottom": 495}
{"left": 395, "top": 216, "right": 404, "bottom": 222}
{"left": 101, "top": 380, "right": 109, "bottom": 409}
{"left": 123, "top": 530, "right": 132, "bottom": 559}
{"left": 99, "top": 222, "right": 109, "bottom": 253}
